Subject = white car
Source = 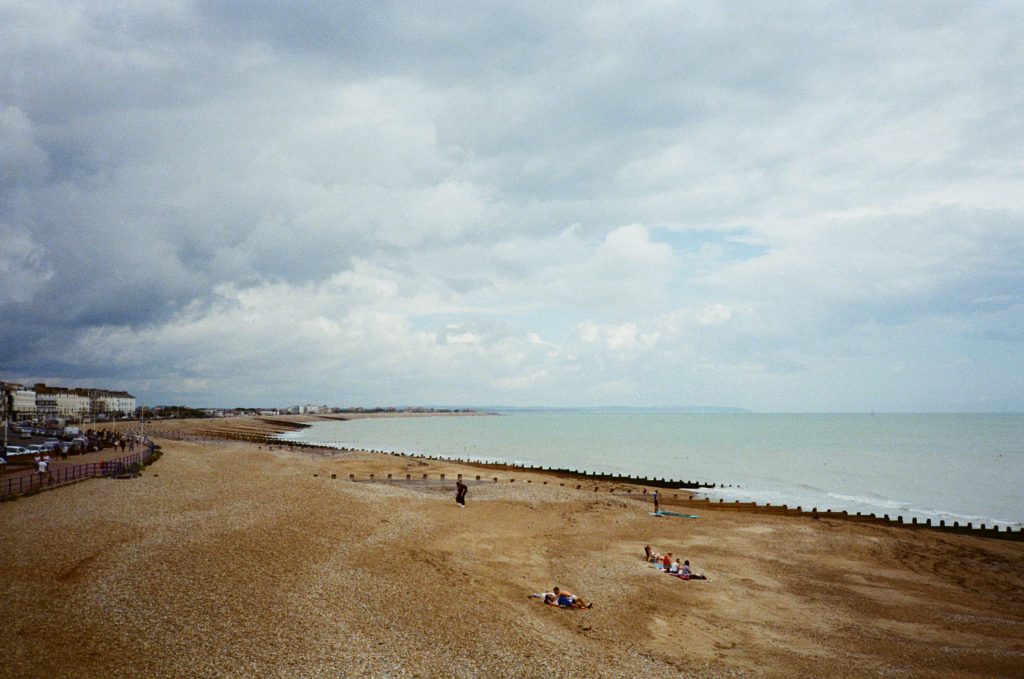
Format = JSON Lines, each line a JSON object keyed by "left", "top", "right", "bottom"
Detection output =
{"left": 27, "top": 444, "right": 48, "bottom": 454}
{"left": 5, "top": 445, "right": 29, "bottom": 456}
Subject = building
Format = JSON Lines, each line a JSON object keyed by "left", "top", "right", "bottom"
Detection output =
{"left": 57, "top": 390, "right": 91, "bottom": 419}
{"left": 33, "top": 387, "right": 58, "bottom": 420}
{"left": 34, "top": 384, "right": 90, "bottom": 419}
{"left": 93, "top": 390, "right": 137, "bottom": 417}
{"left": 11, "top": 388, "right": 36, "bottom": 417}
{"left": 2, "top": 382, "right": 139, "bottom": 422}
{"left": 1, "top": 382, "right": 21, "bottom": 423}
{"left": 289, "top": 404, "right": 328, "bottom": 414}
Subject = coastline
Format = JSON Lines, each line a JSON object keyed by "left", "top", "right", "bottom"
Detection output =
{"left": 268, "top": 412, "right": 1024, "bottom": 535}
{"left": 2, "top": 416, "right": 1022, "bottom": 676}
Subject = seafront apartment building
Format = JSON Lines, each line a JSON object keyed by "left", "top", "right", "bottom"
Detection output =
{"left": 1, "top": 383, "right": 137, "bottom": 419}
{"left": 11, "top": 387, "right": 36, "bottom": 416}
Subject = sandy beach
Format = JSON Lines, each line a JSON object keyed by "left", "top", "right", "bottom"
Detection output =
{"left": 1, "top": 417, "right": 1022, "bottom": 678}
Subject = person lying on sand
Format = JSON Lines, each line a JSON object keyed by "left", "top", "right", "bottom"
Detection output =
{"left": 675, "top": 560, "right": 707, "bottom": 580}
{"left": 530, "top": 592, "right": 557, "bottom": 604}
{"left": 552, "top": 587, "right": 592, "bottom": 609}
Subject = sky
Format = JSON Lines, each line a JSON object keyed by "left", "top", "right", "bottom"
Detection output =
{"left": 1, "top": 1, "right": 1022, "bottom": 412}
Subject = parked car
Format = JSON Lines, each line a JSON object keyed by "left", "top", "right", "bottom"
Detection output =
{"left": 5, "top": 445, "right": 29, "bottom": 456}
{"left": 26, "top": 444, "right": 48, "bottom": 454}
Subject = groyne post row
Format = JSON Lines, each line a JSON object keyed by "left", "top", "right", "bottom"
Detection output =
{"left": 136, "top": 429, "right": 1021, "bottom": 542}
{"left": 0, "top": 443, "right": 158, "bottom": 500}
{"left": 157, "top": 428, "right": 724, "bottom": 489}
{"left": 330, "top": 472, "right": 1024, "bottom": 543}
{"left": 271, "top": 442, "right": 723, "bottom": 490}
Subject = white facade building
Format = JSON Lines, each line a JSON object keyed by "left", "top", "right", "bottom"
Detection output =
{"left": 54, "top": 391, "right": 91, "bottom": 418}
{"left": 34, "top": 390, "right": 58, "bottom": 419}
{"left": 94, "top": 391, "right": 137, "bottom": 416}
{"left": 12, "top": 389, "right": 36, "bottom": 416}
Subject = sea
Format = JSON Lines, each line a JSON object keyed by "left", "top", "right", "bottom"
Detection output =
{"left": 277, "top": 412, "right": 1024, "bottom": 530}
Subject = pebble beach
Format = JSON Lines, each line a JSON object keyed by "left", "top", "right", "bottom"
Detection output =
{"left": 1, "top": 416, "right": 1023, "bottom": 678}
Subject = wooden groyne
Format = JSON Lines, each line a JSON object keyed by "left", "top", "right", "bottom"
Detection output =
{"left": 107, "top": 418, "right": 1022, "bottom": 543}
{"left": 332, "top": 468, "right": 1024, "bottom": 543}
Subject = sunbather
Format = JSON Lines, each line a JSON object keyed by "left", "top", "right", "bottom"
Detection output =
{"left": 677, "top": 560, "right": 707, "bottom": 580}
{"left": 552, "top": 587, "right": 592, "bottom": 609}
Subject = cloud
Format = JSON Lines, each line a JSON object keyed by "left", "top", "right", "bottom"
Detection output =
{"left": 1, "top": 1, "right": 1021, "bottom": 411}
{"left": 0, "top": 105, "right": 50, "bottom": 185}
{"left": 0, "top": 223, "right": 53, "bottom": 305}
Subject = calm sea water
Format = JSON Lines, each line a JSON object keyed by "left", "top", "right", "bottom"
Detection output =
{"left": 279, "top": 412, "right": 1024, "bottom": 529}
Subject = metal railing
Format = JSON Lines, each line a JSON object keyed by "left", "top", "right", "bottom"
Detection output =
{"left": 0, "top": 442, "right": 157, "bottom": 499}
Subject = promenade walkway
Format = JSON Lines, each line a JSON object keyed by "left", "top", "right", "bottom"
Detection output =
{"left": 1, "top": 441, "right": 155, "bottom": 498}
{"left": 2, "top": 444, "right": 138, "bottom": 478}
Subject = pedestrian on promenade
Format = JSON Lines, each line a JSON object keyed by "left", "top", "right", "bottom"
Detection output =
{"left": 455, "top": 479, "right": 468, "bottom": 508}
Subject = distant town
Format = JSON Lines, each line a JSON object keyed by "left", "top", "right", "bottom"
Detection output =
{"left": 1, "top": 380, "right": 471, "bottom": 426}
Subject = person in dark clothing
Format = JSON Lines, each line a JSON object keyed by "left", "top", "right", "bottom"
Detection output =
{"left": 455, "top": 479, "right": 468, "bottom": 507}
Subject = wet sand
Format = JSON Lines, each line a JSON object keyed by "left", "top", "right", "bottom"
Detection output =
{"left": 1, "top": 417, "right": 1022, "bottom": 677}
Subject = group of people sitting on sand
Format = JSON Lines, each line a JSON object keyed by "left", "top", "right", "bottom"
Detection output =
{"left": 530, "top": 586, "right": 593, "bottom": 609}
{"left": 644, "top": 545, "right": 707, "bottom": 580}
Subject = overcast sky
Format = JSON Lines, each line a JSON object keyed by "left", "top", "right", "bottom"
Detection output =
{"left": 1, "top": 1, "right": 1022, "bottom": 411}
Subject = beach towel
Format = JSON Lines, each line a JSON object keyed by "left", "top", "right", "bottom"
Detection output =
{"left": 650, "top": 511, "right": 699, "bottom": 518}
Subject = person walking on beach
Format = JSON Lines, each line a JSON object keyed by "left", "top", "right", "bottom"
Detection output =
{"left": 455, "top": 479, "right": 468, "bottom": 507}
{"left": 652, "top": 490, "right": 660, "bottom": 513}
